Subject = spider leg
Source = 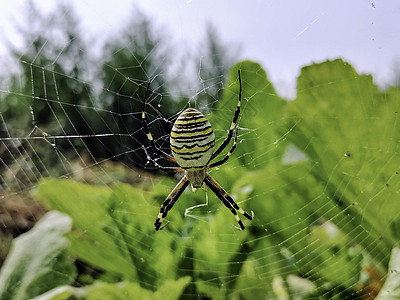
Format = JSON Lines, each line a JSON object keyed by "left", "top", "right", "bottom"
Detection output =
{"left": 141, "top": 81, "right": 176, "bottom": 163}
{"left": 154, "top": 176, "right": 190, "bottom": 231}
{"left": 143, "top": 146, "right": 184, "bottom": 173}
{"left": 204, "top": 173, "right": 253, "bottom": 230}
{"left": 206, "top": 128, "right": 238, "bottom": 170}
{"left": 210, "top": 69, "right": 242, "bottom": 160}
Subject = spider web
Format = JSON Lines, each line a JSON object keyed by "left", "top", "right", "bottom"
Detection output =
{"left": 0, "top": 1, "right": 399, "bottom": 299}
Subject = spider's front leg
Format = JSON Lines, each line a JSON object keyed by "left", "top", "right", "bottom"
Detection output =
{"left": 154, "top": 176, "right": 190, "bottom": 230}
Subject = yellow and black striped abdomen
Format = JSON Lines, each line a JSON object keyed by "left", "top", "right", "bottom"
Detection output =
{"left": 170, "top": 108, "right": 215, "bottom": 169}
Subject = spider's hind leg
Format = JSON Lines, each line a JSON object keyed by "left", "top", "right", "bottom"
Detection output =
{"left": 154, "top": 176, "right": 190, "bottom": 231}
{"left": 204, "top": 173, "right": 253, "bottom": 230}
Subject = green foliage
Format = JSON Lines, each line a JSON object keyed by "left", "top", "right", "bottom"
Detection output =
{"left": 36, "top": 179, "right": 187, "bottom": 287}
{"left": 283, "top": 59, "right": 400, "bottom": 263}
{"left": 2, "top": 59, "right": 400, "bottom": 299}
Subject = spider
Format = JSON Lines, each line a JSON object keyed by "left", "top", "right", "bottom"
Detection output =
{"left": 141, "top": 70, "right": 254, "bottom": 231}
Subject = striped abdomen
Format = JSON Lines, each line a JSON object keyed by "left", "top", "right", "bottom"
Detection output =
{"left": 170, "top": 108, "right": 215, "bottom": 169}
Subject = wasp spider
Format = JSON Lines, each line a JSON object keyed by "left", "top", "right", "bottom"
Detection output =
{"left": 142, "top": 70, "right": 254, "bottom": 231}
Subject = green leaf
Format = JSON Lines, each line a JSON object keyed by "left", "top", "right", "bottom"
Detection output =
{"left": 193, "top": 208, "right": 251, "bottom": 299}
{"left": 376, "top": 247, "right": 400, "bottom": 299}
{"left": 36, "top": 178, "right": 139, "bottom": 281}
{"left": 210, "top": 60, "right": 287, "bottom": 170}
{"left": 284, "top": 59, "right": 400, "bottom": 264}
{"left": 36, "top": 178, "right": 189, "bottom": 289}
{"left": 0, "top": 211, "right": 75, "bottom": 300}
{"left": 230, "top": 59, "right": 399, "bottom": 293}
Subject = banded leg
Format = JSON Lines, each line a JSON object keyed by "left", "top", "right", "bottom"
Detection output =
{"left": 210, "top": 69, "right": 242, "bottom": 160}
{"left": 154, "top": 176, "right": 190, "bottom": 230}
{"left": 204, "top": 173, "right": 253, "bottom": 230}
{"left": 141, "top": 82, "right": 176, "bottom": 162}
{"left": 206, "top": 128, "right": 238, "bottom": 170}
{"left": 143, "top": 146, "right": 184, "bottom": 173}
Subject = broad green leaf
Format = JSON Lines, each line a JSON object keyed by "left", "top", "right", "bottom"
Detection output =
{"left": 282, "top": 59, "right": 400, "bottom": 265}
{"left": 0, "top": 211, "right": 75, "bottom": 300}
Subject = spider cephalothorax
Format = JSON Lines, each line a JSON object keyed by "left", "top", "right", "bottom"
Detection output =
{"left": 141, "top": 70, "right": 254, "bottom": 230}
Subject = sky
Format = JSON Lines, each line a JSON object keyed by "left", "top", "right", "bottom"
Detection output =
{"left": 0, "top": 0, "right": 399, "bottom": 98}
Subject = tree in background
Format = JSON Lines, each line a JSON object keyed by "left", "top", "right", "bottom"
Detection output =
{"left": 0, "top": 1, "right": 95, "bottom": 187}
{"left": 194, "top": 23, "right": 239, "bottom": 112}
{"left": 0, "top": 2, "right": 238, "bottom": 183}
{"left": 99, "top": 8, "right": 183, "bottom": 167}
